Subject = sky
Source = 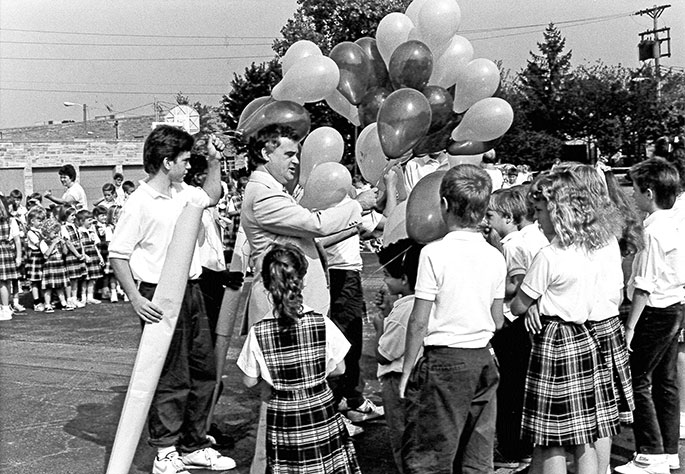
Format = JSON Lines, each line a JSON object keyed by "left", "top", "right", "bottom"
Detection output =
{"left": 0, "top": 0, "right": 683, "bottom": 129}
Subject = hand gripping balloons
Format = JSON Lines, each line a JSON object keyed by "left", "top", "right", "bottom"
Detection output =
{"left": 376, "top": 12, "right": 415, "bottom": 67}
{"left": 416, "top": 0, "right": 461, "bottom": 54}
{"left": 356, "top": 123, "right": 388, "bottom": 185}
{"left": 406, "top": 170, "right": 448, "bottom": 244}
{"left": 429, "top": 35, "right": 474, "bottom": 88}
{"left": 237, "top": 96, "right": 273, "bottom": 132}
{"left": 241, "top": 100, "right": 311, "bottom": 139}
{"left": 329, "top": 42, "right": 371, "bottom": 105}
{"left": 325, "top": 90, "right": 361, "bottom": 126}
{"left": 453, "top": 58, "right": 500, "bottom": 113}
{"left": 282, "top": 40, "right": 322, "bottom": 75}
{"left": 358, "top": 86, "right": 391, "bottom": 128}
{"left": 299, "top": 126, "right": 345, "bottom": 186}
{"left": 377, "top": 88, "right": 432, "bottom": 158}
{"left": 388, "top": 40, "right": 433, "bottom": 91}
{"left": 451, "top": 97, "right": 514, "bottom": 142}
{"left": 272, "top": 55, "right": 340, "bottom": 104}
{"left": 299, "top": 162, "right": 352, "bottom": 211}
{"left": 355, "top": 37, "right": 390, "bottom": 89}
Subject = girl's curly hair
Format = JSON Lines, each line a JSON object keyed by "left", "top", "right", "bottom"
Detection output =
{"left": 261, "top": 243, "right": 308, "bottom": 326}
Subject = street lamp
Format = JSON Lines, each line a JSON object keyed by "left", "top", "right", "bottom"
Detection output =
{"left": 63, "top": 101, "right": 88, "bottom": 132}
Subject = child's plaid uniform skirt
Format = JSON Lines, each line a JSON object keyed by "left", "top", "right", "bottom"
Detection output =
{"left": 63, "top": 224, "right": 86, "bottom": 280}
{"left": 43, "top": 249, "right": 68, "bottom": 289}
{"left": 25, "top": 246, "right": 44, "bottom": 282}
{"left": 521, "top": 317, "right": 619, "bottom": 446}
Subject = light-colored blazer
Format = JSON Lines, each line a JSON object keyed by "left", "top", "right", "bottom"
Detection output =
{"left": 242, "top": 170, "right": 362, "bottom": 325}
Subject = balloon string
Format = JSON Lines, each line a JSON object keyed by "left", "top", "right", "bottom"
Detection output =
{"left": 359, "top": 246, "right": 410, "bottom": 286}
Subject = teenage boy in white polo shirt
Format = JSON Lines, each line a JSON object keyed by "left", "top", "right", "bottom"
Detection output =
{"left": 109, "top": 125, "right": 236, "bottom": 474}
{"left": 399, "top": 164, "right": 506, "bottom": 474}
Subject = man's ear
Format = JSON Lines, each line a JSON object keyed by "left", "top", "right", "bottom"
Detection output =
{"left": 441, "top": 197, "right": 449, "bottom": 212}
{"left": 261, "top": 148, "right": 271, "bottom": 163}
{"left": 162, "top": 157, "right": 172, "bottom": 170}
{"left": 646, "top": 188, "right": 654, "bottom": 201}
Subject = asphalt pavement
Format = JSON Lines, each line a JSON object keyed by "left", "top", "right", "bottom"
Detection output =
{"left": 0, "top": 253, "right": 682, "bottom": 473}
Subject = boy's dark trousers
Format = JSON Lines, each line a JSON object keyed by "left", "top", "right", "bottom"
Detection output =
{"left": 630, "top": 303, "right": 683, "bottom": 455}
{"left": 139, "top": 280, "right": 216, "bottom": 453}
{"left": 490, "top": 316, "right": 532, "bottom": 460}
{"left": 327, "top": 269, "right": 365, "bottom": 409}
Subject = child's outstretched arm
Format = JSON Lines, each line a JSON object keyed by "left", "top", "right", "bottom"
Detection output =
{"left": 399, "top": 297, "right": 432, "bottom": 398}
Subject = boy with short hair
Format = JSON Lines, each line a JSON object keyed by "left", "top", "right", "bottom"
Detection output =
{"left": 121, "top": 180, "right": 136, "bottom": 201}
{"left": 109, "top": 126, "right": 236, "bottom": 474}
{"left": 373, "top": 238, "right": 423, "bottom": 474}
{"left": 617, "top": 158, "right": 685, "bottom": 474}
{"left": 400, "top": 164, "right": 506, "bottom": 473}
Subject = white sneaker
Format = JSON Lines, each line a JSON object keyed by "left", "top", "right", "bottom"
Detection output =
{"left": 0, "top": 307, "right": 12, "bottom": 321}
{"left": 347, "top": 398, "right": 385, "bottom": 423}
{"left": 71, "top": 298, "right": 85, "bottom": 308}
{"left": 152, "top": 451, "right": 189, "bottom": 474}
{"left": 342, "top": 415, "right": 364, "bottom": 437}
{"left": 181, "top": 447, "right": 236, "bottom": 471}
{"left": 110, "top": 291, "right": 118, "bottom": 303}
{"left": 615, "top": 453, "right": 669, "bottom": 474}
{"left": 667, "top": 453, "right": 679, "bottom": 470}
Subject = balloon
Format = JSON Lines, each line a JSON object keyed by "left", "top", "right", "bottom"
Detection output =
{"left": 416, "top": 0, "right": 461, "bottom": 54}
{"left": 377, "top": 88, "right": 432, "bottom": 158}
{"left": 383, "top": 200, "right": 408, "bottom": 246}
{"left": 423, "top": 85, "right": 453, "bottom": 132}
{"left": 388, "top": 40, "right": 433, "bottom": 91}
{"left": 329, "top": 42, "right": 371, "bottom": 105}
{"left": 282, "top": 40, "right": 322, "bottom": 75}
{"left": 376, "top": 12, "right": 414, "bottom": 67}
{"left": 406, "top": 171, "right": 448, "bottom": 244}
{"left": 451, "top": 98, "right": 514, "bottom": 142}
{"left": 404, "top": 0, "right": 429, "bottom": 25}
{"left": 299, "top": 162, "right": 352, "bottom": 211}
{"left": 446, "top": 153, "right": 484, "bottom": 167}
{"left": 354, "top": 37, "right": 390, "bottom": 89}
{"left": 299, "top": 126, "right": 345, "bottom": 186}
{"left": 446, "top": 137, "right": 502, "bottom": 156}
{"left": 453, "top": 58, "right": 500, "bottom": 113}
{"left": 356, "top": 123, "right": 388, "bottom": 185}
{"left": 272, "top": 55, "right": 340, "bottom": 104}
{"left": 429, "top": 35, "right": 474, "bottom": 88}
{"left": 241, "top": 100, "right": 311, "bottom": 139}
{"left": 358, "top": 86, "right": 391, "bottom": 128}
{"left": 237, "top": 96, "right": 273, "bottom": 132}
{"left": 412, "top": 116, "right": 460, "bottom": 155}
{"left": 325, "top": 90, "right": 361, "bottom": 126}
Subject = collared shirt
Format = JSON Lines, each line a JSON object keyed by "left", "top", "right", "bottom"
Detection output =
{"left": 63, "top": 182, "right": 88, "bottom": 210}
{"left": 588, "top": 238, "right": 624, "bottom": 321}
{"left": 109, "top": 180, "right": 210, "bottom": 284}
{"left": 325, "top": 209, "right": 382, "bottom": 271}
{"left": 198, "top": 206, "right": 226, "bottom": 272}
{"left": 377, "top": 294, "right": 417, "bottom": 378}
{"left": 403, "top": 154, "right": 450, "bottom": 193}
{"left": 415, "top": 230, "right": 506, "bottom": 348}
{"left": 627, "top": 209, "right": 685, "bottom": 307}
{"left": 508, "top": 223, "right": 549, "bottom": 277}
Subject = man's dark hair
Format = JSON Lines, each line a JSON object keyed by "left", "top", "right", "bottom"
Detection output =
{"left": 143, "top": 125, "right": 194, "bottom": 175}
{"left": 113, "top": 172, "right": 124, "bottom": 181}
{"left": 628, "top": 157, "right": 680, "bottom": 209}
{"left": 59, "top": 164, "right": 77, "bottom": 181}
{"left": 246, "top": 124, "right": 301, "bottom": 171}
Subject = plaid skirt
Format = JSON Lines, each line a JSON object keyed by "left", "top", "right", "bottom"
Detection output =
{"left": 25, "top": 247, "right": 44, "bottom": 282}
{"left": 0, "top": 240, "right": 20, "bottom": 280}
{"left": 588, "top": 316, "right": 635, "bottom": 424}
{"left": 64, "top": 251, "right": 86, "bottom": 280}
{"left": 43, "top": 254, "right": 68, "bottom": 289}
{"left": 521, "top": 317, "right": 618, "bottom": 446}
{"left": 266, "top": 383, "right": 360, "bottom": 474}
{"left": 83, "top": 245, "right": 103, "bottom": 280}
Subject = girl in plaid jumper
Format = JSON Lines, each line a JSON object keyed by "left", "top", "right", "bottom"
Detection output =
{"left": 40, "top": 219, "right": 70, "bottom": 312}
{"left": 238, "top": 244, "right": 360, "bottom": 474}
{"left": 511, "top": 169, "right": 622, "bottom": 474}
{"left": 25, "top": 206, "right": 47, "bottom": 311}
{"left": 75, "top": 209, "right": 103, "bottom": 305}
{"left": 0, "top": 196, "right": 22, "bottom": 321}
{"left": 58, "top": 206, "right": 85, "bottom": 308}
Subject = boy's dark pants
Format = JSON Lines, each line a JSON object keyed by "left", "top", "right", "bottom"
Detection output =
{"left": 403, "top": 345, "right": 499, "bottom": 474}
{"left": 630, "top": 303, "right": 683, "bottom": 455}
{"left": 491, "top": 317, "right": 532, "bottom": 460}
{"left": 381, "top": 372, "right": 407, "bottom": 474}
{"left": 139, "top": 280, "right": 216, "bottom": 453}
{"left": 327, "top": 269, "right": 365, "bottom": 409}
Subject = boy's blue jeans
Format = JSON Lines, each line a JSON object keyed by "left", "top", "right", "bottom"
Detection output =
{"left": 402, "top": 345, "right": 499, "bottom": 474}
{"left": 630, "top": 304, "right": 683, "bottom": 455}
{"left": 139, "top": 280, "right": 216, "bottom": 453}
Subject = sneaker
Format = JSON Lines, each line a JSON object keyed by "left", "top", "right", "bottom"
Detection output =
{"left": 86, "top": 298, "right": 102, "bottom": 305}
{"left": 668, "top": 453, "right": 679, "bottom": 470}
{"left": 342, "top": 415, "right": 364, "bottom": 437}
{"left": 182, "top": 447, "right": 236, "bottom": 471}
{"left": 123, "top": 293, "right": 129, "bottom": 302}
{"left": 62, "top": 302, "right": 75, "bottom": 311}
{"left": 12, "top": 302, "right": 26, "bottom": 313}
{"left": 152, "top": 451, "right": 189, "bottom": 474}
{"left": 34, "top": 303, "right": 46, "bottom": 312}
{"left": 0, "top": 307, "right": 12, "bottom": 321}
{"left": 347, "top": 399, "right": 384, "bottom": 423}
{"left": 110, "top": 292, "right": 119, "bottom": 303}
{"left": 45, "top": 304, "right": 55, "bottom": 313}
{"left": 615, "top": 453, "right": 669, "bottom": 474}
{"left": 72, "top": 298, "right": 85, "bottom": 308}
{"left": 493, "top": 449, "right": 521, "bottom": 469}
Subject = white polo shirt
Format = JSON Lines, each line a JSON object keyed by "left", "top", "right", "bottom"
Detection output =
{"left": 415, "top": 230, "right": 506, "bottom": 348}
{"left": 588, "top": 238, "right": 624, "bottom": 321}
{"left": 508, "top": 223, "right": 549, "bottom": 277}
{"left": 627, "top": 209, "right": 685, "bottom": 307}
{"left": 109, "top": 180, "right": 210, "bottom": 284}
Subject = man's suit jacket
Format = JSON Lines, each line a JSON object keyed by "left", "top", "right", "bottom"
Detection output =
{"left": 241, "top": 170, "right": 362, "bottom": 325}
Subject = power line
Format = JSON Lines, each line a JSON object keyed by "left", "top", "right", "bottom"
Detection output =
{"left": 0, "top": 87, "right": 229, "bottom": 95}
{"left": 0, "top": 55, "right": 275, "bottom": 61}
{"left": 0, "top": 27, "right": 274, "bottom": 39}
{"left": 461, "top": 12, "right": 633, "bottom": 34}
{"left": 0, "top": 39, "right": 273, "bottom": 47}
{"left": 3, "top": 79, "right": 232, "bottom": 87}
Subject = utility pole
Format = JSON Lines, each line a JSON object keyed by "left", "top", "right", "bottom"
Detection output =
{"left": 636, "top": 4, "right": 671, "bottom": 98}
